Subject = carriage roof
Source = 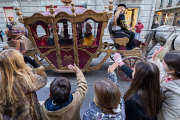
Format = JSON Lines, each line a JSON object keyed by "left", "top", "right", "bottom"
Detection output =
{"left": 42, "top": 6, "right": 101, "bottom": 15}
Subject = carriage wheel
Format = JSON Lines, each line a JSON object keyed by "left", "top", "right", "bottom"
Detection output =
{"left": 116, "top": 57, "right": 144, "bottom": 81}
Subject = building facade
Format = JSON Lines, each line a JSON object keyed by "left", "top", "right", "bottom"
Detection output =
{"left": 0, "top": 0, "right": 156, "bottom": 34}
{"left": 154, "top": 0, "right": 180, "bottom": 26}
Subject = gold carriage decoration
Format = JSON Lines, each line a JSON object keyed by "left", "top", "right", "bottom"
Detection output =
{"left": 13, "top": 0, "right": 143, "bottom": 73}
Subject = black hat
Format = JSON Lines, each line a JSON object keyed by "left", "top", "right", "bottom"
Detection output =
{"left": 118, "top": 4, "right": 126, "bottom": 8}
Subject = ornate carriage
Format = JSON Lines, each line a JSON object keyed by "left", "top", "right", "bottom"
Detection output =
{"left": 11, "top": 0, "right": 144, "bottom": 81}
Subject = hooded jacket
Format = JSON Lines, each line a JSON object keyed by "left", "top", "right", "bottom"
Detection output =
{"left": 157, "top": 80, "right": 180, "bottom": 120}
{"left": 40, "top": 70, "right": 87, "bottom": 120}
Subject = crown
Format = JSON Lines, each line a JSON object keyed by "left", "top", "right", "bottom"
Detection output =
{"left": 8, "top": 17, "right": 14, "bottom": 21}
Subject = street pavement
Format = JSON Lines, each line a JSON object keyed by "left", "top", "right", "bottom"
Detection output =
{"left": 0, "top": 34, "right": 160, "bottom": 119}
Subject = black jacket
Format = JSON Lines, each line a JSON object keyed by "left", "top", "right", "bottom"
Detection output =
{"left": 115, "top": 12, "right": 129, "bottom": 31}
{"left": 120, "top": 64, "right": 133, "bottom": 79}
{"left": 125, "top": 93, "right": 157, "bottom": 120}
{"left": 151, "top": 23, "right": 159, "bottom": 29}
{"left": 121, "top": 65, "right": 157, "bottom": 120}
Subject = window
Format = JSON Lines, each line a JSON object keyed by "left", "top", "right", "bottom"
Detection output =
{"left": 179, "top": 0, "right": 180, "bottom": 3}
{"left": 3, "top": 7, "right": 15, "bottom": 22}
{"left": 36, "top": 25, "right": 46, "bottom": 37}
{"left": 46, "top": 6, "right": 57, "bottom": 11}
{"left": 77, "top": 19, "right": 102, "bottom": 46}
{"left": 160, "top": 0, "right": 164, "bottom": 7}
{"left": 168, "top": 0, "right": 172, "bottom": 5}
{"left": 56, "top": 19, "right": 73, "bottom": 46}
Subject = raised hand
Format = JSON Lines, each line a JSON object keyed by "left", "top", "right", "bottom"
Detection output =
{"left": 152, "top": 47, "right": 164, "bottom": 61}
{"left": 108, "top": 63, "right": 119, "bottom": 73}
{"left": 68, "top": 63, "right": 80, "bottom": 73}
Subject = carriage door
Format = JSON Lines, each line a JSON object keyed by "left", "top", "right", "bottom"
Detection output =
{"left": 57, "top": 19, "right": 75, "bottom": 68}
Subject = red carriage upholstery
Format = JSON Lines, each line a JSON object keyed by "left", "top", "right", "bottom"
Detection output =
{"left": 40, "top": 36, "right": 49, "bottom": 46}
{"left": 92, "top": 38, "right": 97, "bottom": 45}
{"left": 29, "top": 21, "right": 50, "bottom": 46}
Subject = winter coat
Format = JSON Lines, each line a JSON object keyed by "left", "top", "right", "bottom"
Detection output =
{"left": 117, "top": 13, "right": 129, "bottom": 31}
{"left": 0, "top": 66, "right": 47, "bottom": 120}
{"left": 83, "top": 98, "right": 125, "bottom": 120}
{"left": 135, "top": 23, "right": 144, "bottom": 33}
{"left": 157, "top": 80, "right": 180, "bottom": 120}
{"left": 83, "top": 72, "right": 126, "bottom": 120}
{"left": 40, "top": 70, "right": 87, "bottom": 120}
{"left": 125, "top": 93, "right": 157, "bottom": 120}
{"left": 150, "top": 59, "right": 180, "bottom": 120}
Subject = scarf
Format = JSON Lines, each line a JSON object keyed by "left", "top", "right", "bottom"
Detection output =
{"left": 45, "top": 94, "right": 73, "bottom": 111}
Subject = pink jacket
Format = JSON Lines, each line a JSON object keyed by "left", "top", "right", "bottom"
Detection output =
{"left": 135, "top": 23, "right": 144, "bottom": 33}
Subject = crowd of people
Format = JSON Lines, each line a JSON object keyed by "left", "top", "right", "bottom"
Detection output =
{"left": 0, "top": 46, "right": 180, "bottom": 120}
{"left": 0, "top": 3, "right": 179, "bottom": 120}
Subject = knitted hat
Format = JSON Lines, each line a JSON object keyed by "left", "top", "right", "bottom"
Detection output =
{"left": 118, "top": 4, "right": 126, "bottom": 8}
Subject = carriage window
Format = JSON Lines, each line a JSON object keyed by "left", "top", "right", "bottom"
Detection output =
{"left": 56, "top": 19, "right": 73, "bottom": 46}
{"left": 77, "top": 19, "right": 102, "bottom": 46}
{"left": 36, "top": 25, "right": 46, "bottom": 37}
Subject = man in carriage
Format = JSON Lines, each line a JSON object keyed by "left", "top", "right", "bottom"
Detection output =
{"left": 110, "top": 4, "right": 135, "bottom": 49}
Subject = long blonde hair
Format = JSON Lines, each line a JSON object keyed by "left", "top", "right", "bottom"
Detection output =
{"left": 0, "top": 49, "right": 36, "bottom": 105}
{"left": 113, "top": 6, "right": 125, "bottom": 27}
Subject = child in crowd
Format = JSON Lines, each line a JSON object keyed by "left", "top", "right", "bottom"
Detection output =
{"left": 40, "top": 64, "right": 87, "bottom": 120}
{"left": 0, "top": 49, "right": 47, "bottom": 120}
{"left": 150, "top": 48, "right": 180, "bottom": 120}
{"left": 114, "top": 53, "right": 161, "bottom": 120}
{"left": 83, "top": 63, "right": 125, "bottom": 120}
